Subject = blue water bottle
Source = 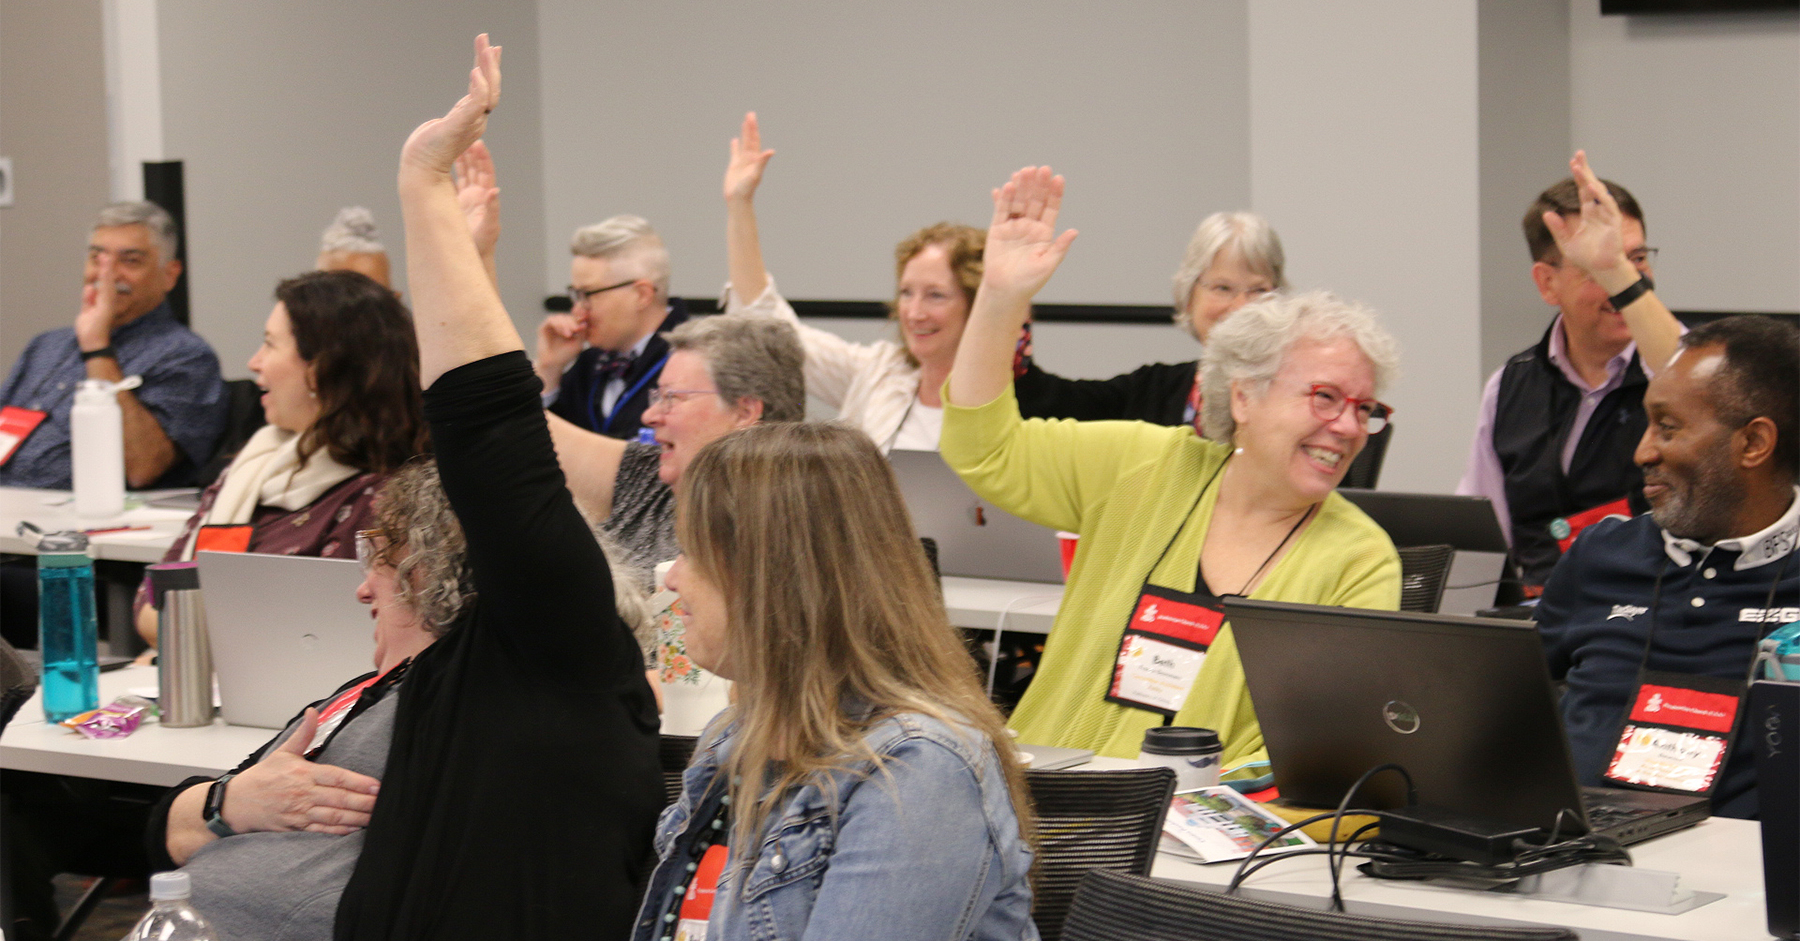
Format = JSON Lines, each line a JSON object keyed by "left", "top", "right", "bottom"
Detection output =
{"left": 37, "top": 531, "right": 100, "bottom": 723}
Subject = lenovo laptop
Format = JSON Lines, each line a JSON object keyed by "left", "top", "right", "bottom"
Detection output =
{"left": 1225, "top": 598, "right": 1709, "bottom": 846}
{"left": 197, "top": 551, "right": 375, "bottom": 729}
{"left": 889, "top": 449, "right": 1065, "bottom": 584}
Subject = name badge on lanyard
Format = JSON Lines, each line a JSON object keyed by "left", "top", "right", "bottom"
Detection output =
{"left": 674, "top": 843, "right": 729, "bottom": 941}
{"left": 1604, "top": 670, "right": 1744, "bottom": 797}
{"left": 0, "top": 406, "right": 48, "bottom": 466}
{"left": 1108, "top": 584, "right": 1224, "bottom": 716}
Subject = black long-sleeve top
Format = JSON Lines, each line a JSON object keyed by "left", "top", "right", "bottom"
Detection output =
{"left": 1013, "top": 360, "right": 1197, "bottom": 426}
{"left": 330, "top": 351, "right": 663, "bottom": 939}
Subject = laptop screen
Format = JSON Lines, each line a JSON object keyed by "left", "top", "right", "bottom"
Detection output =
{"left": 1225, "top": 598, "right": 1589, "bottom": 833}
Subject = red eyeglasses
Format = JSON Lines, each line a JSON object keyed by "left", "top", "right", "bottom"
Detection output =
{"left": 1306, "top": 384, "right": 1393, "bottom": 434}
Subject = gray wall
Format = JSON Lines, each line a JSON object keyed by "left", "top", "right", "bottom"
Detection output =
{"left": 536, "top": 0, "right": 1251, "bottom": 305}
{"left": 0, "top": 0, "right": 113, "bottom": 370}
{"left": 1568, "top": 0, "right": 1800, "bottom": 315}
{"left": 155, "top": 0, "right": 547, "bottom": 378}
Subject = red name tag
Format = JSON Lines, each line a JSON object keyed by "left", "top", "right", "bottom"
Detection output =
{"left": 194, "top": 525, "right": 254, "bottom": 554}
{"left": 1127, "top": 593, "right": 1223, "bottom": 648}
{"left": 1627, "top": 683, "right": 1740, "bottom": 735}
{"left": 1555, "top": 497, "right": 1634, "bottom": 552}
{"left": 0, "top": 406, "right": 48, "bottom": 466}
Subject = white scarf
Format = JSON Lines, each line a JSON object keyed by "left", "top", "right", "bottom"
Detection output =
{"left": 180, "top": 424, "right": 361, "bottom": 559}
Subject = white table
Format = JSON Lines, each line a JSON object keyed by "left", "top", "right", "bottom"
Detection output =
{"left": 942, "top": 576, "right": 1063, "bottom": 635}
{"left": 1, "top": 486, "right": 190, "bottom": 563}
{"left": 2, "top": 665, "right": 269, "bottom": 786}
{"left": 1069, "top": 756, "right": 1765, "bottom": 941}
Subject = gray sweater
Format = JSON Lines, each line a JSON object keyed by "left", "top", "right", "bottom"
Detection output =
{"left": 179, "top": 694, "right": 398, "bottom": 941}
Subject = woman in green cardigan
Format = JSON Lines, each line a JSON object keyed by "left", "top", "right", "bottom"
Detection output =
{"left": 943, "top": 167, "right": 1403, "bottom": 772}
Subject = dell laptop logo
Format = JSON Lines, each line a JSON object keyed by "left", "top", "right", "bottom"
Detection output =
{"left": 1383, "top": 700, "right": 1421, "bottom": 735}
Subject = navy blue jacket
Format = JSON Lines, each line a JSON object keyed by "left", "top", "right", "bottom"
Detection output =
{"left": 1536, "top": 496, "right": 1800, "bottom": 819}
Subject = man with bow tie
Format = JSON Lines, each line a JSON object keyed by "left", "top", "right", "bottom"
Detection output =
{"left": 536, "top": 215, "right": 688, "bottom": 440}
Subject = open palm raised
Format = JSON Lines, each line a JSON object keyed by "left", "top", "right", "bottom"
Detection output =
{"left": 982, "top": 166, "right": 1078, "bottom": 301}
{"left": 400, "top": 34, "right": 502, "bottom": 180}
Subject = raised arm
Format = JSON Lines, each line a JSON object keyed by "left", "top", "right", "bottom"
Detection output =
{"left": 1544, "top": 150, "right": 1681, "bottom": 374}
{"left": 454, "top": 139, "right": 502, "bottom": 291}
{"left": 723, "top": 111, "right": 775, "bottom": 305}
{"left": 946, "top": 166, "right": 1077, "bottom": 408}
{"left": 397, "top": 34, "right": 514, "bottom": 387}
{"left": 544, "top": 410, "right": 626, "bottom": 519}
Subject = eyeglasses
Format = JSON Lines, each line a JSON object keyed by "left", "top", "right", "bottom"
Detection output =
{"left": 354, "top": 529, "right": 386, "bottom": 572}
{"left": 566, "top": 279, "right": 639, "bottom": 307}
{"left": 1306, "top": 383, "right": 1392, "bottom": 434}
{"left": 1626, "top": 247, "right": 1659, "bottom": 269}
{"left": 647, "top": 388, "right": 720, "bottom": 408}
{"left": 1199, "top": 281, "right": 1275, "bottom": 304}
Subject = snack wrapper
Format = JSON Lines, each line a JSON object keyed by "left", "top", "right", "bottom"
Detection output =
{"left": 59, "top": 695, "right": 157, "bottom": 739}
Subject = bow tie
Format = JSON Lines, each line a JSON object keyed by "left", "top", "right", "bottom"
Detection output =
{"left": 594, "top": 351, "right": 637, "bottom": 381}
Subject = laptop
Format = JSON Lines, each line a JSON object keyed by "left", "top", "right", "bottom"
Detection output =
{"left": 1337, "top": 489, "right": 1519, "bottom": 612}
{"left": 1225, "top": 598, "right": 1709, "bottom": 847}
{"left": 197, "top": 551, "right": 375, "bottom": 729}
{"left": 1336, "top": 489, "right": 1509, "bottom": 554}
{"left": 888, "top": 449, "right": 1065, "bottom": 584}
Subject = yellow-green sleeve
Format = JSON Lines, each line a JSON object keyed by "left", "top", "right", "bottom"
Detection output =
{"left": 940, "top": 382, "right": 1189, "bottom": 534}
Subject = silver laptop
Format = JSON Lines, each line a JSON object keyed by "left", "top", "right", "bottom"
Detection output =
{"left": 888, "top": 449, "right": 1065, "bottom": 584}
{"left": 197, "top": 551, "right": 375, "bottom": 729}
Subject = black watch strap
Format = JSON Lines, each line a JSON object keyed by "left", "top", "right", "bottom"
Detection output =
{"left": 204, "top": 773, "right": 238, "bottom": 838}
{"left": 80, "top": 346, "right": 118, "bottom": 362}
{"left": 1607, "top": 275, "right": 1655, "bottom": 311}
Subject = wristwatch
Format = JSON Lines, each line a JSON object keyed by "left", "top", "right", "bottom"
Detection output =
{"left": 1606, "top": 275, "right": 1655, "bottom": 311}
{"left": 80, "top": 346, "right": 118, "bottom": 362}
{"left": 203, "top": 773, "right": 239, "bottom": 838}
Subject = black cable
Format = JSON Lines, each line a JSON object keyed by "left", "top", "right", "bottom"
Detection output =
{"left": 1227, "top": 811, "right": 1349, "bottom": 894}
{"left": 1331, "top": 820, "right": 1384, "bottom": 896}
{"left": 1327, "top": 763, "right": 1416, "bottom": 912}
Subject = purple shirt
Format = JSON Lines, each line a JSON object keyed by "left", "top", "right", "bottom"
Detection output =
{"left": 1456, "top": 315, "right": 1641, "bottom": 546}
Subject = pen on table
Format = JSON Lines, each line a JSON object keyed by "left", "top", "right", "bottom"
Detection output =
{"left": 81, "top": 525, "right": 152, "bottom": 535}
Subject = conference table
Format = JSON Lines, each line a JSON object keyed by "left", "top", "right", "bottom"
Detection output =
{"left": 2, "top": 674, "right": 1768, "bottom": 941}
{"left": 0, "top": 486, "right": 195, "bottom": 563}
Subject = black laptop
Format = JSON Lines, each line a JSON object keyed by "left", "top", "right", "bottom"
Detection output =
{"left": 1335, "top": 489, "right": 1510, "bottom": 554}
{"left": 1225, "top": 598, "right": 1710, "bottom": 846}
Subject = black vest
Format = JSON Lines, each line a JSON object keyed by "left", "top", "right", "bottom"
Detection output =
{"left": 1492, "top": 321, "right": 1649, "bottom": 587}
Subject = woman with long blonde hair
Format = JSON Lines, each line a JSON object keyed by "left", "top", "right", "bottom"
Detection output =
{"left": 636, "top": 421, "right": 1038, "bottom": 941}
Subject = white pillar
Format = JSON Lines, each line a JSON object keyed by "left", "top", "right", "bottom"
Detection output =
{"left": 101, "top": 0, "right": 163, "bottom": 202}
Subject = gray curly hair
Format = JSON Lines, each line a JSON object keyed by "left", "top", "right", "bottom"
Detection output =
{"left": 1198, "top": 290, "right": 1399, "bottom": 444}
{"left": 373, "top": 459, "right": 651, "bottom": 644}
{"left": 665, "top": 316, "right": 805, "bottom": 424}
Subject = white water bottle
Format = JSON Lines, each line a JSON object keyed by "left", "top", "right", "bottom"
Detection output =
{"left": 124, "top": 871, "right": 218, "bottom": 941}
{"left": 70, "top": 374, "right": 141, "bottom": 518}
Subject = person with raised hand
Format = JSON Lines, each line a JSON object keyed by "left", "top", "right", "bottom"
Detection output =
{"left": 721, "top": 111, "right": 1058, "bottom": 451}
{"left": 319, "top": 34, "right": 659, "bottom": 941}
{"left": 942, "top": 167, "right": 1402, "bottom": 770}
{"left": 1458, "top": 150, "right": 1685, "bottom": 591}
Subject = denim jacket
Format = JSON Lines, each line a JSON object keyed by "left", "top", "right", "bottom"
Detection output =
{"left": 632, "top": 712, "right": 1039, "bottom": 941}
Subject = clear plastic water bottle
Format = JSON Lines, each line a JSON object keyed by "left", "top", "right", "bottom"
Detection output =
{"left": 125, "top": 871, "right": 218, "bottom": 941}
{"left": 37, "top": 531, "right": 99, "bottom": 723}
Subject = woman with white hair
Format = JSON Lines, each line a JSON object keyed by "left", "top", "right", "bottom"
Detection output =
{"left": 1012, "top": 209, "right": 1287, "bottom": 431}
{"left": 943, "top": 167, "right": 1402, "bottom": 772}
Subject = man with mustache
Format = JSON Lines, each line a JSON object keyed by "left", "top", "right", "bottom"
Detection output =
{"left": 1458, "top": 153, "right": 1684, "bottom": 591}
{"left": 1535, "top": 315, "right": 1800, "bottom": 819}
{"left": 0, "top": 201, "right": 225, "bottom": 490}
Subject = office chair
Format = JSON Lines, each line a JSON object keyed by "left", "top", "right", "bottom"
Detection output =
{"left": 195, "top": 378, "right": 269, "bottom": 488}
{"left": 1025, "top": 766, "right": 1176, "bottom": 941}
{"left": 1060, "top": 869, "right": 1578, "bottom": 941}
{"left": 1338, "top": 422, "right": 1392, "bottom": 491}
{"left": 1397, "top": 544, "right": 1457, "bottom": 614}
{"left": 658, "top": 734, "right": 699, "bottom": 808}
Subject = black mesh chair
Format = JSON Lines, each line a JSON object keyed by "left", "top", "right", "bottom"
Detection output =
{"left": 658, "top": 734, "right": 699, "bottom": 808}
{"left": 1397, "top": 544, "right": 1457, "bottom": 614}
{"left": 1337, "top": 423, "right": 1391, "bottom": 491}
{"left": 1026, "top": 766, "right": 1176, "bottom": 941}
{"left": 195, "top": 378, "right": 269, "bottom": 488}
{"left": 1061, "top": 869, "right": 1579, "bottom": 941}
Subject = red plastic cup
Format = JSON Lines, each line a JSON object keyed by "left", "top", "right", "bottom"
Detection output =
{"left": 1057, "top": 531, "right": 1079, "bottom": 581}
